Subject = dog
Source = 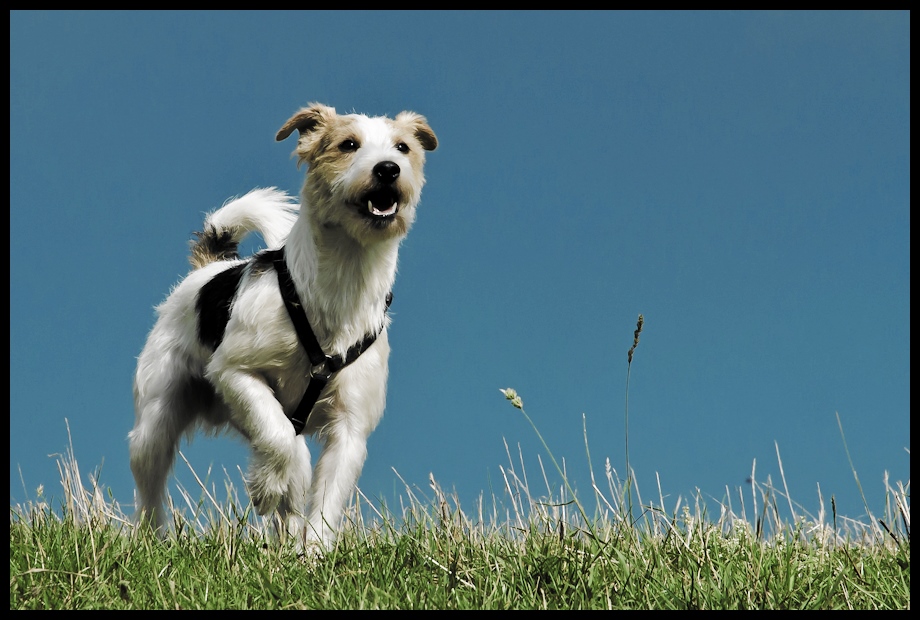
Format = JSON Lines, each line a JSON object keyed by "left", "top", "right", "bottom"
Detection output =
{"left": 129, "top": 103, "right": 437, "bottom": 550}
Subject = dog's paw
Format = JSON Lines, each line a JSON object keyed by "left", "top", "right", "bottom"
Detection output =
{"left": 298, "top": 538, "right": 326, "bottom": 562}
{"left": 251, "top": 487, "right": 283, "bottom": 516}
{"left": 247, "top": 461, "right": 289, "bottom": 516}
{"left": 301, "top": 520, "right": 337, "bottom": 554}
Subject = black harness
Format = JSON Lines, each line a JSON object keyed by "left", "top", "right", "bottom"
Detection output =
{"left": 271, "top": 247, "right": 390, "bottom": 434}
{"left": 196, "top": 246, "right": 390, "bottom": 435}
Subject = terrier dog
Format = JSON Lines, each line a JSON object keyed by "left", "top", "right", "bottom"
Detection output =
{"left": 129, "top": 103, "right": 437, "bottom": 549}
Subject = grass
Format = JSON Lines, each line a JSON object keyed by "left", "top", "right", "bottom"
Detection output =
{"left": 9, "top": 417, "right": 910, "bottom": 609}
{"left": 10, "top": 317, "right": 910, "bottom": 609}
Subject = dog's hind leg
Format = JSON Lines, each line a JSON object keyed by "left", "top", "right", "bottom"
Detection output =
{"left": 130, "top": 341, "right": 207, "bottom": 533}
{"left": 129, "top": 390, "right": 195, "bottom": 533}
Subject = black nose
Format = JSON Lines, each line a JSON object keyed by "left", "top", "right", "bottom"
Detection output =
{"left": 373, "top": 161, "right": 400, "bottom": 185}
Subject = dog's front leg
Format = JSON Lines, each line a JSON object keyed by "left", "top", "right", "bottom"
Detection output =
{"left": 209, "top": 367, "right": 304, "bottom": 517}
{"left": 274, "top": 439, "right": 311, "bottom": 542}
{"left": 304, "top": 422, "right": 371, "bottom": 549}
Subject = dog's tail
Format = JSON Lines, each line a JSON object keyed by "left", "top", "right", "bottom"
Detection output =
{"left": 189, "top": 187, "right": 299, "bottom": 269}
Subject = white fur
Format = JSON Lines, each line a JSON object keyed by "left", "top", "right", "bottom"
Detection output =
{"left": 129, "top": 103, "right": 437, "bottom": 551}
{"left": 205, "top": 187, "right": 300, "bottom": 249}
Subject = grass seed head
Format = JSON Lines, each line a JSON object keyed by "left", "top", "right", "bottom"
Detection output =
{"left": 500, "top": 388, "right": 523, "bottom": 410}
{"left": 628, "top": 314, "right": 644, "bottom": 364}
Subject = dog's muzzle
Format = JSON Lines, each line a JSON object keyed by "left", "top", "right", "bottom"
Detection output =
{"left": 361, "top": 161, "right": 402, "bottom": 223}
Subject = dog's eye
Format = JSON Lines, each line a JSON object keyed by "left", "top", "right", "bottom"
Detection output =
{"left": 395, "top": 142, "right": 410, "bottom": 154}
{"left": 339, "top": 139, "right": 359, "bottom": 152}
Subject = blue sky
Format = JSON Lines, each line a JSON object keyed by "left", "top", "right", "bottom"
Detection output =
{"left": 10, "top": 11, "right": 910, "bottom": 525}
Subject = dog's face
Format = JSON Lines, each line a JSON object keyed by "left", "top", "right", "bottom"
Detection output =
{"left": 277, "top": 104, "right": 438, "bottom": 245}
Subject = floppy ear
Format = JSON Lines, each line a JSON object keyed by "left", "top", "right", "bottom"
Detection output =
{"left": 276, "top": 103, "right": 337, "bottom": 142}
{"left": 396, "top": 111, "right": 438, "bottom": 151}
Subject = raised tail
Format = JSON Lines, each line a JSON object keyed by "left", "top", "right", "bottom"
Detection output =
{"left": 189, "top": 187, "right": 299, "bottom": 269}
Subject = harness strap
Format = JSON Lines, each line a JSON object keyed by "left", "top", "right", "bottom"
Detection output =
{"left": 273, "top": 247, "right": 390, "bottom": 434}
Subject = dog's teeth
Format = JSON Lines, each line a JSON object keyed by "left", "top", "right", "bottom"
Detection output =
{"left": 367, "top": 201, "right": 398, "bottom": 216}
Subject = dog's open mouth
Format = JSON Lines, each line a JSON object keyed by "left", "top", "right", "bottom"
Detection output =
{"left": 360, "top": 187, "right": 400, "bottom": 221}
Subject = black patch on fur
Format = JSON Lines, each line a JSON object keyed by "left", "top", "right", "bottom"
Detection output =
{"left": 196, "top": 263, "right": 247, "bottom": 350}
{"left": 181, "top": 374, "right": 217, "bottom": 412}
{"left": 252, "top": 248, "right": 282, "bottom": 270}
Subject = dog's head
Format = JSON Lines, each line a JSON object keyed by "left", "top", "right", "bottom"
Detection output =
{"left": 277, "top": 103, "right": 437, "bottom": 244}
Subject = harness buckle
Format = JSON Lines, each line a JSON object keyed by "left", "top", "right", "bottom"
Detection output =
{"left": 310, "top": 357, "right": 334, "bottom": 382}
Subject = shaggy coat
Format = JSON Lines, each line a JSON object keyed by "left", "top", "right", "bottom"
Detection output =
{"left": 129, "top": 103, "right": 437, "bottom": 550}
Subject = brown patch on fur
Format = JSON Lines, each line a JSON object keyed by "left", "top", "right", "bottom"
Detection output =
{"left": 189, "top": 226, "right": 239, "bottom": 269}
{"left": 277, "top": 104, "right": 437, "bottom": 163}
{"left": 276, "top": 103, "right": 439, "bottom": 244}
{"left": 299, "top": 116, "right": 363, "bottom": 173}
{"left": 275, "top": 103, "right": 338, "bottom": 143}
{"left": 395, "top": 111, "right": 438, "bottom": 152}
